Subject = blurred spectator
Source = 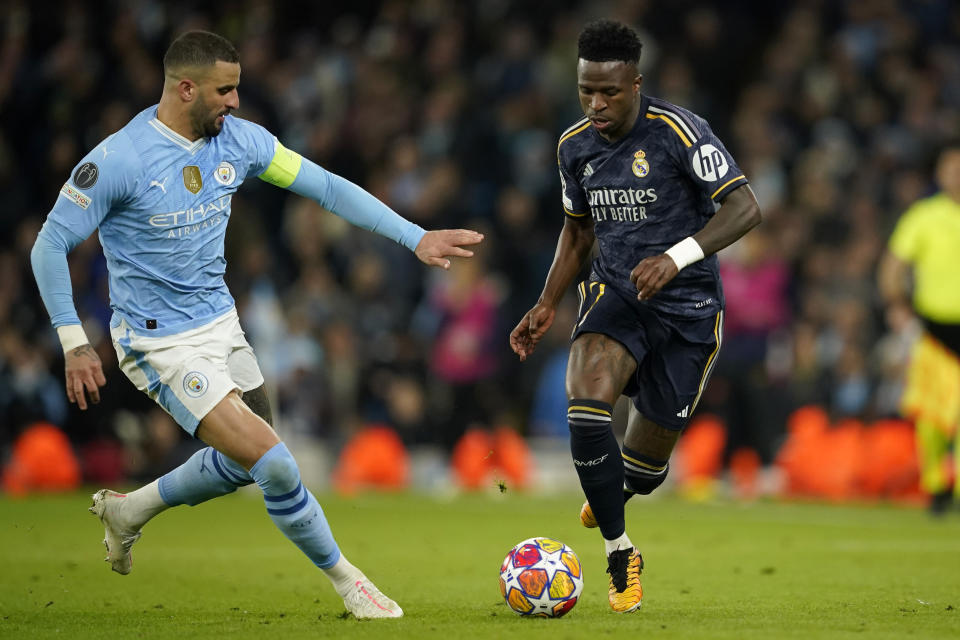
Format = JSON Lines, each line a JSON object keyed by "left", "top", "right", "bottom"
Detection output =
{"left": 707, "top": 227, "right": 791, "bottom": 469}
{"left": 416, "top": 233, "right": 506, "bottom": 448}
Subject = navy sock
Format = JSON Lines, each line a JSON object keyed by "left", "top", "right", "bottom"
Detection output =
{"left": 622, "top": 444, "right": 669, "bottom": 499}
{"left": 568, "top": 399, "right": 624, "bottom": 540}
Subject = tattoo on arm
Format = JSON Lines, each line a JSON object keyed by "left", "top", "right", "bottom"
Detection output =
{"left": 242, "top": 384, "right": 274, "bottom": 427}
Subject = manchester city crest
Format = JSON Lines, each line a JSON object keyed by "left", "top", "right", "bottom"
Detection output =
{"left": 183, "top": 371, "right": 209, "bottom": 398}
{"left": 632, "top": 150, "right": 650, "bottom": 178}
{"left": 214, "top": 161, "right": 237, "bottom": 186}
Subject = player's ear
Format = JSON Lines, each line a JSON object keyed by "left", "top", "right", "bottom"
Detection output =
{"left": 178, "top": 78, "right": 196, "bottom": 103}
{"left": 634, "top": 74, "right": 644, "bottom": 94}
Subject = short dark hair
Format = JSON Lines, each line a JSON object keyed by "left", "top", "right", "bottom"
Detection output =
{"left": 163, "top": 31, "right": 239, "bottom": 77}
{"left": 577, "top": 19, "right": 642, "bottom": 64}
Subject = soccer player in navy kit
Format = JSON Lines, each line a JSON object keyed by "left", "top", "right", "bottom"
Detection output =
{"left": 31, "top": 31, "right": 482, "bottom": 619}
{"left": 510, "top": 20, "right": 761, "bottom": 612}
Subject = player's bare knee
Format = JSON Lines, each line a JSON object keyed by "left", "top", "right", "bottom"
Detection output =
{"left": 251, "top": 442, "right": 301, "bottom": 491}
{"left": 566, "top": 357, "right": 620, "bottom": 402}
{"left": 567, "top": 336, "right": 635, "bottom": 403}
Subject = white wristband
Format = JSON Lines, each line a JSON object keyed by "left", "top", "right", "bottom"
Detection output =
{"left": 56, "top": 324, "right": 90, "bottom": 353}
{"left": 665, "top": 236, "right": 705, "bottom": 271}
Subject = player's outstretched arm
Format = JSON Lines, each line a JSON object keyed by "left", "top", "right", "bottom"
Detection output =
{"left": 256, "top": 143, "right": 489, "bottom": 263}
{"left": 631, "top": 184, "right": 761, "bottom": 300}
{"left": 414, "top": 229, "right": 484, "bottom": 269}
{"left": 269, "top": 154, "right": 424, "bottom": 249}
{"left": 257, "top": 140, "right": 487, "bottom": 259}
{"left": 511, "top": 217, "right": 595, "bottom": 361}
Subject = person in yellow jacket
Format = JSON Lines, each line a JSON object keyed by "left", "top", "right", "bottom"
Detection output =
{"left": 879, "top": 142, "right": 960, "bottom": 515}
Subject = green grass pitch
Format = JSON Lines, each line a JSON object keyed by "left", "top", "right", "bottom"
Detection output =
{"left": 1, "top": 490, "right": 958, "bottom": 639}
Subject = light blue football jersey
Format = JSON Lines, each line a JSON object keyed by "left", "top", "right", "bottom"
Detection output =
{"left": 47, "top": 106, "right": 277, "bottom": 336}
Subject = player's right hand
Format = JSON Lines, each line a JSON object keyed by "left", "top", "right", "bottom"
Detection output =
{"left": 64, "top": 343, "right": 107, "bottom": 410}
{"left": 414, "top": 229, "right": 484, "bottom": 269}
{"left": 509, "top": 304, "right": 556, "bottom": 362}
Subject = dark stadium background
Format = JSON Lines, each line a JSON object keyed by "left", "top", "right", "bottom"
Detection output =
{"left": 1, "top": 0, "right": 957, "bottom": 495}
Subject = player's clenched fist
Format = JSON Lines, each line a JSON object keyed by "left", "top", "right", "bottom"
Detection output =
{"left": 630, "top": 254, "right": 678, "bottom": 301}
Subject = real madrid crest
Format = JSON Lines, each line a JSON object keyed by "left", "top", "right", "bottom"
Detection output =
{"left": 183, "top": 165, "right": 203, "bottom": 194}
{"left": 632, "top": 150, "right": 650, "bottom": 178}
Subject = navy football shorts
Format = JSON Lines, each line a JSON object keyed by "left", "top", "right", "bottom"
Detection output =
{"left": 570, "top": 280, "right": 723, "bottom": 431}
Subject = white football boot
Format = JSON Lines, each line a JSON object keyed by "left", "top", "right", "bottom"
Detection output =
{"left": 342, "top": 576, "right": 403, "bottom": 618}
{"left": 88, "top": 489, "right": 142, "bottom": 575}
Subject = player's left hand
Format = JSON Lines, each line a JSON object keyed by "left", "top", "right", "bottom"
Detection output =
{"left": 415, "top": 229, "right": 484, "bottom": 269}
{"left": 64, "top": 343, "right": 107, "bottom": 410}
{"left": 630, "top": 254, "right": 678, "bottom": 301}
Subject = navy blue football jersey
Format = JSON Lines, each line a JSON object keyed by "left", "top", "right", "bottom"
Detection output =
{"left": 557, "top": 94, "right": 748, "bottom": 319}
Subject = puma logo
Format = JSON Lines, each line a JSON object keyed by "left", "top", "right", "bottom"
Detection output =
{"left": 149, "top": 177, "right": 168, "bottom": 193}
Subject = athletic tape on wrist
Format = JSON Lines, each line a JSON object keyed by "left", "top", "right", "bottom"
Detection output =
{"left": 56, "top": 324, "right": 89, "bottom": 353}
{"left": 665, "top": 236, "right": 704, "bottom": 271}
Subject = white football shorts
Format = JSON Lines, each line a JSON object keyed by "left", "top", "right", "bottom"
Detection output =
{"left": 111, "top": 308, "right": 265, "bottom": 435}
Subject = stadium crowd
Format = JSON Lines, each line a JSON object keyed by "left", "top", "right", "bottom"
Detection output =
{"left": 1, "top": 0, "right": 958, "bottom": 489}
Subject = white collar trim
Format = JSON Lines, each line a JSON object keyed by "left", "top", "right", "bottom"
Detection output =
{"left": 149, "top": 118, "right": 208, "bottom": 154}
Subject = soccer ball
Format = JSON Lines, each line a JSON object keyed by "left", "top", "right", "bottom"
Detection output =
{"left": 499, "top": 537, "right": 583, "bottom": 617}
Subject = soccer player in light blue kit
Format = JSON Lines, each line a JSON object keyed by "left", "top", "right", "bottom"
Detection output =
{"left": 30, "top": 31, "right": 482, "bottom": 619}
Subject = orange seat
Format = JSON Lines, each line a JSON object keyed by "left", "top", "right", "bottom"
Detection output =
{"left": 775, "top": 405, "right": 830, "bottom": 496}
{"left": 729, "top": 447, "right": 761, "bottom": 498}
{"left": 2, "top": 422, "right": 81, "bottom": 496}
{"left": 674, "top": 414, "right": 727, "bottom": 483}
{"left": 491, "top": 426, "right": 533, "bottom": 490}
{"left": 451, "top": 426, "right": 535, "bottom": 491}
{"left": 333, "top": 425, "right": 410, "bottom": 494}
{"left": 858, "top": 419, "right": 921, "bottom": 499}
{"left": 451, "top": 428, "right": 495, "bottom": 490}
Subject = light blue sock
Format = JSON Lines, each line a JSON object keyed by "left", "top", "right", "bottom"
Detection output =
{"left": 250, "top": 442, "right": 341, "bottom": 569}
{"left": 158, "top": 447, "right": 253, "bottom": 506}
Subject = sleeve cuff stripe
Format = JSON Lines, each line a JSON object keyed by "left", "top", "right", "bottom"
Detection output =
{"left": 711, "top": 176, "right": 746, "bottom": 200}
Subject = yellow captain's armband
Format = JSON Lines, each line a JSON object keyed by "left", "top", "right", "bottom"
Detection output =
{"left": 258, "top": 140, "right": 303, "bottom": 188}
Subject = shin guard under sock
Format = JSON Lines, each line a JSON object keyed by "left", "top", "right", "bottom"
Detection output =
{"left": 158, "top": 447, "right": 252, "bottom": 507}
{"left": 622, "top": 444, "right": 669, "bottom": 498}
{"left": 568, "top": 399, "right": 624, "bottom": 540}
{"left": 250, "top": 442, "right": 341, "bottom": 569}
